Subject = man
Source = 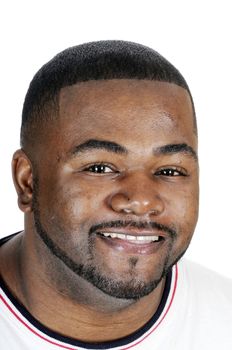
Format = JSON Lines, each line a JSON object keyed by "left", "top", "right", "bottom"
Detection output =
{"left": 0, "top": 40, "right": 231, "bottom": 349}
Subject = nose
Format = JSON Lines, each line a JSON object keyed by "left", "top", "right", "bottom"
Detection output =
{"left": 108, "top": 174, "right": 165, "bottom": 216}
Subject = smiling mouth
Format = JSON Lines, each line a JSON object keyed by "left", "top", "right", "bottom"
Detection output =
{"left": 97, "top": 232, "right": 164, "bottom": 244}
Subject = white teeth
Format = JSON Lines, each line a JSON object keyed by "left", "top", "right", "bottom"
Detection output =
{"left": 99, "top": 232, "right": 160, "bottom": 243}
{"left": 126, "top": 235, "right": 135, "bottom": 240}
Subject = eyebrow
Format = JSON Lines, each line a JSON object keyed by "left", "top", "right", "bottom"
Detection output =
{"left": 154, "top": 143, "right": 198, "bottom": 160}
{"left": 70, "top": 139, "right": 197, "bottom": 161}
{"left": 71, "top": 139, "right": 128, "bottom": 155}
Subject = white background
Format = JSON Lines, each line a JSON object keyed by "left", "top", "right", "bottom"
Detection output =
{"left": 0, "top": 1, "right": 231, "bottom": 277}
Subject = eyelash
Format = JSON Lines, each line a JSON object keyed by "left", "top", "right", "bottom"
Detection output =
{"left": 155, "top": 168, "right": 187, "bottom": 177}
{"left": 83, "top": 163, "right": 115, "bottom": 174}
{"left": 83, "top": 163, "right": 187, "bottom": 176}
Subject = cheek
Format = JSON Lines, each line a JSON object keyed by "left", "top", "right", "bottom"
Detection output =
{"left": 166, "top": 183, "right": 199, "bottom": 233}
{"left": 166, "top": 185, "right": 199, "bottom": 253}
{"left": 43, "top": 179, "right": 108, "bottom": 230}
{"left": 173, "top": 196, "right": 198, "bottom": 222}
{"left": 172, "top": 179, "right": 198, "bottom": 214}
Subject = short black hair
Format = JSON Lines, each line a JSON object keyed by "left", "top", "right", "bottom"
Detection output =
{"left": 21, "top": 40, "right": 196, "bottom": 147}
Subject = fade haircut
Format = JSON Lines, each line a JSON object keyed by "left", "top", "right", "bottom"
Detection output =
{"left": 21, "top": 40, "right": 196, "bottom": 147}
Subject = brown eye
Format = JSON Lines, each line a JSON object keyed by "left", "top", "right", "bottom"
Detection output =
{"left": 155, "top": 168, "right": 186, "bottom": 176}
{"left": 84, "top": 164, "right": 114, "bottom": 173}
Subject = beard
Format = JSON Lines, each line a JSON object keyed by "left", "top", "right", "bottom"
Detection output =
{"left": 32, "top": 178, "right": 185, "bottom": 300}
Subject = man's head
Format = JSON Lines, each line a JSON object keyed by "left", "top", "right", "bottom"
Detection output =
{"left": 20, "top": 40, "right": 196, "bottom": 149}
{"left": 13, "top": 41, "right": 199, "bottom": 302}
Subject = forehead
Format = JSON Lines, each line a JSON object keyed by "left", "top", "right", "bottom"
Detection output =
{"left": 59, "top": 79, "right": 193, "bottom": 115}
{"left": 56, "top": 79, "right": 196, "bottom": 150}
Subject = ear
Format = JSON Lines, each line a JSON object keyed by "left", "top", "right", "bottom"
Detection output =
{"left": 12, "top": 149, "right": 33, "bottom": 213}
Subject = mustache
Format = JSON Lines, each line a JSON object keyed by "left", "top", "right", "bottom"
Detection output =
{"left": 89, "top": 220, "right": 177, "bottom": 238}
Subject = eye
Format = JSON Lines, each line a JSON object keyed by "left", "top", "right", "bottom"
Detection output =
{"left": 155, "top": 168, "right": 187, "bottom": 177}
{"left": 83, "top": 163, "right": 115, "bottom": 174}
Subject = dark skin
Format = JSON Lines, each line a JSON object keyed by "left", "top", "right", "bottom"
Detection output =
{"left": 0, "top": 80, "right": 199, "bottom": 342}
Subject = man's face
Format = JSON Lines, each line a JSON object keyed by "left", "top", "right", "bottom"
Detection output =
{"left": 32, "top": 80, "right": 199, "bottom": 300}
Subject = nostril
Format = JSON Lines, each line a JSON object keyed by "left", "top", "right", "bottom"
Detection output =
{"left": 109, "top": 192, "right": 131, "bottom": 213}
{"left": 148, "top": 209, "right": 157, "bottom": 215}
{"left": 121, "top": 208, "right": 132, "bottom": 214}
{"left": 109, "top": 192, "right": 165, "bottom": 216}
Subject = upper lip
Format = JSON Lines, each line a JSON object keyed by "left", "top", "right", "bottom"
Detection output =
{"left": 96, "top": 228, "right": 168, "bottom": 239}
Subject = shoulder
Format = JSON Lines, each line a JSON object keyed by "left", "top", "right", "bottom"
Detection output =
{"left": 165, "top": 260, "right": 232, "bottom": 348}
{"left": 178, "top": 258, "right": 232, "bottom": 304}
{"left": 180, "top": 258, "right": 232, "bottom": 284}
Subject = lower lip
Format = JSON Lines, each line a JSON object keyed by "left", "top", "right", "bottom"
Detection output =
{"left": 96, "top": 234, "right": 166, "bottom": 255}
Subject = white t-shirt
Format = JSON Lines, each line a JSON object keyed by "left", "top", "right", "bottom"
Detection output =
{"left": 1, "top": 234, "right": 232, "bottom": 349}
